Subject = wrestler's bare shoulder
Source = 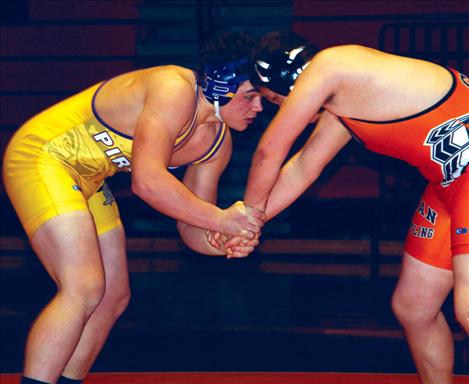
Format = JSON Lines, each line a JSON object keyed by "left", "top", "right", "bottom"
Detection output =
{"left": 310, "top": 45, "right": 379, "bottom": 66}
{"left": 311, "top": 45, "right": 446, "bottom": 76}
{"left": 141, "top": 65, "right": 196, "bottom": 92}
{"left": 302, "top": 45, "right": 386, "bottom": 85}
{"left": 311, "top": 44, "right": 450, "bottom": 94}
{"left": 94, "top": 66, "right": 197, "bottom": 133}
{"left": 101, "top": 66, "right": 195, "bottom": 99}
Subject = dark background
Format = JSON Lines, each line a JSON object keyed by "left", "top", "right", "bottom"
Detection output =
{"left": 1, "top": 0, "right": 468, "bottom": 375}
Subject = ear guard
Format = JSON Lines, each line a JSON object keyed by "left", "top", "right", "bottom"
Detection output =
{"left": 202, "top": 57, "right": 250, "bottom": 120}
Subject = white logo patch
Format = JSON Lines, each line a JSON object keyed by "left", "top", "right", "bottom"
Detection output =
{"left": 424, "top": 113, "right": 469, "bottom": 186}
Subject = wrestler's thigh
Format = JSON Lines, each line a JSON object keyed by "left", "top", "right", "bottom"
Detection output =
{"left": 446, "top": 174, "right": 469, "bottom": 322}
{"left": 88, "top": 184, "right": 128, "bottom": 290}
{"left": 4, "top": 158, "right": 93, "bottom": 239}
{"left": 404, "top": 182, "right": 452, "bottom": 270}
{"left": 87, "top": 183, "right": 122, "bottom": 236}
{"left": 30, "top": 211, "right": 105, "bottom": 288}
{"left": 97, "top": 225, "right": 129, "bottom": 294}
{"left": 447, "top": 172, "right": 469, "bottom": 256}
{"left": 394, "top": 252, "right": 453, "bottom": 315}
{"left": 453, "top": 254, "right": 469, "bottom": 311}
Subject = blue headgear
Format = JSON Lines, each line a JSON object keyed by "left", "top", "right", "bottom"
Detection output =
{"left": 254, "top": 46, "right": 313, "bottom": 96}
{"left": 202, "top": 57, "right": 250, "bottom": 120}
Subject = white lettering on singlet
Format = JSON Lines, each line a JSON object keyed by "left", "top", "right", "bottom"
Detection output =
{"left": 416, "top": 201, "right": 438, "bottom": 224}
{"left": 410, "top": 223, "right": 434, "bottom": 239}
{"left": 105, "top": 148, "right": 121, "bottom": 156}
{"left": 93, "top": 132, "right": 114, "bottom": 146}
{"left": 112, "top": 157, "right": 131, "bottom": 168}
{"left": 93, "top": 131, "right": 131, "bottom": 170}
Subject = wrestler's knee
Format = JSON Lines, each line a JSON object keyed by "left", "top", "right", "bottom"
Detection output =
{"left": 454, "top": 295, "right": 469, "bottom": 334}
{"left": 454, "top": 307, "right": 469, "bottom": 334}
{"left": 61, "top": 273, "right": 106, "bottom": 316}
{"left": 391, "top": 291, "right": 411, "bottom": 324}
{"left": 113, "top": 288, "right": 131, "bottom": 318}
{"left": 391, "top": 289, "right": 435, "bottom": 327}
{"left": 453, "top": 253, "right": 469, "bottom": 334}
{"left": 100, "top": 285, "right": 131, "bottom": 319}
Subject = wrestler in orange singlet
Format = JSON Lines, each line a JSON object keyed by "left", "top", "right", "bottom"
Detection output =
{"left": 220, "top": 32, "right": 468, "bottom": 384}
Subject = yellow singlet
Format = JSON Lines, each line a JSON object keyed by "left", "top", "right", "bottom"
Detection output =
{"left": 3, "top": 81, "right": 219, "bottom": 238}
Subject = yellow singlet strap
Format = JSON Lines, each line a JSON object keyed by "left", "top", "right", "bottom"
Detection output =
{"left": 191, "top": 123, "right": 227, "bottom": 165}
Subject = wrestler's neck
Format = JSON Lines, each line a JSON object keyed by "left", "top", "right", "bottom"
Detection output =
{"left": 196, "top": 88, "right": 225, "bottom": 125}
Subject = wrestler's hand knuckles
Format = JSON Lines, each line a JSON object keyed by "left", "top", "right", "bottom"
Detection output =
{"left": 221, "top": 201, "right": 260, "bottom": 236}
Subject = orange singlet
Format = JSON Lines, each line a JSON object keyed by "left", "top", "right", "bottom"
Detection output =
{"left": 339, "top": 68, "right": 469, "bottom": 270}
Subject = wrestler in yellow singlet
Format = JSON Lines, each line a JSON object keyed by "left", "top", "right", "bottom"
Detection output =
{"left": 3, "top": 82, "right": 225, "bottom": 237}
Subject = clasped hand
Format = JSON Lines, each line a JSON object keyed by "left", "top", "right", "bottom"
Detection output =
{"left": 207, "top": 201, "right": 265, "bottom": 258}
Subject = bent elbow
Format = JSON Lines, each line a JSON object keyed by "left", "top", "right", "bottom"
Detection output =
{"left": 131, "top": 177, "right": 152, "bottom": 201}
{"left": 252, "top": 145, "right": 277, "bottom": 168}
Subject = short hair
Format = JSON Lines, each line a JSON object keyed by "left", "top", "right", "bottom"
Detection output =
{"left": 196, "top": 31, "right": 258, "bottom": 83}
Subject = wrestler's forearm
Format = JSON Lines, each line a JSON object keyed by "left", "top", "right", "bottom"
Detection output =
{"left": 263, "top": 112, "right": 352, "bottom": 219}
{"left": 244, "top": 147, "right": 284, "bottom": 211}
{"left": 265, "top": 154, "right": 321, "bottom": 220}
{"left": 132, "top": 169, "right": 224, "bottom": 232}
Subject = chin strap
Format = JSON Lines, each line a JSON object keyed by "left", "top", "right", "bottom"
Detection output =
{"left": 214, "top": 100, "right": 224, "bottom": 122}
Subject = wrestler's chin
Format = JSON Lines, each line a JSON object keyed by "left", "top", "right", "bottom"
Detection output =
{"left": 229, "top": 121, "right": 250, "bottom": 132}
